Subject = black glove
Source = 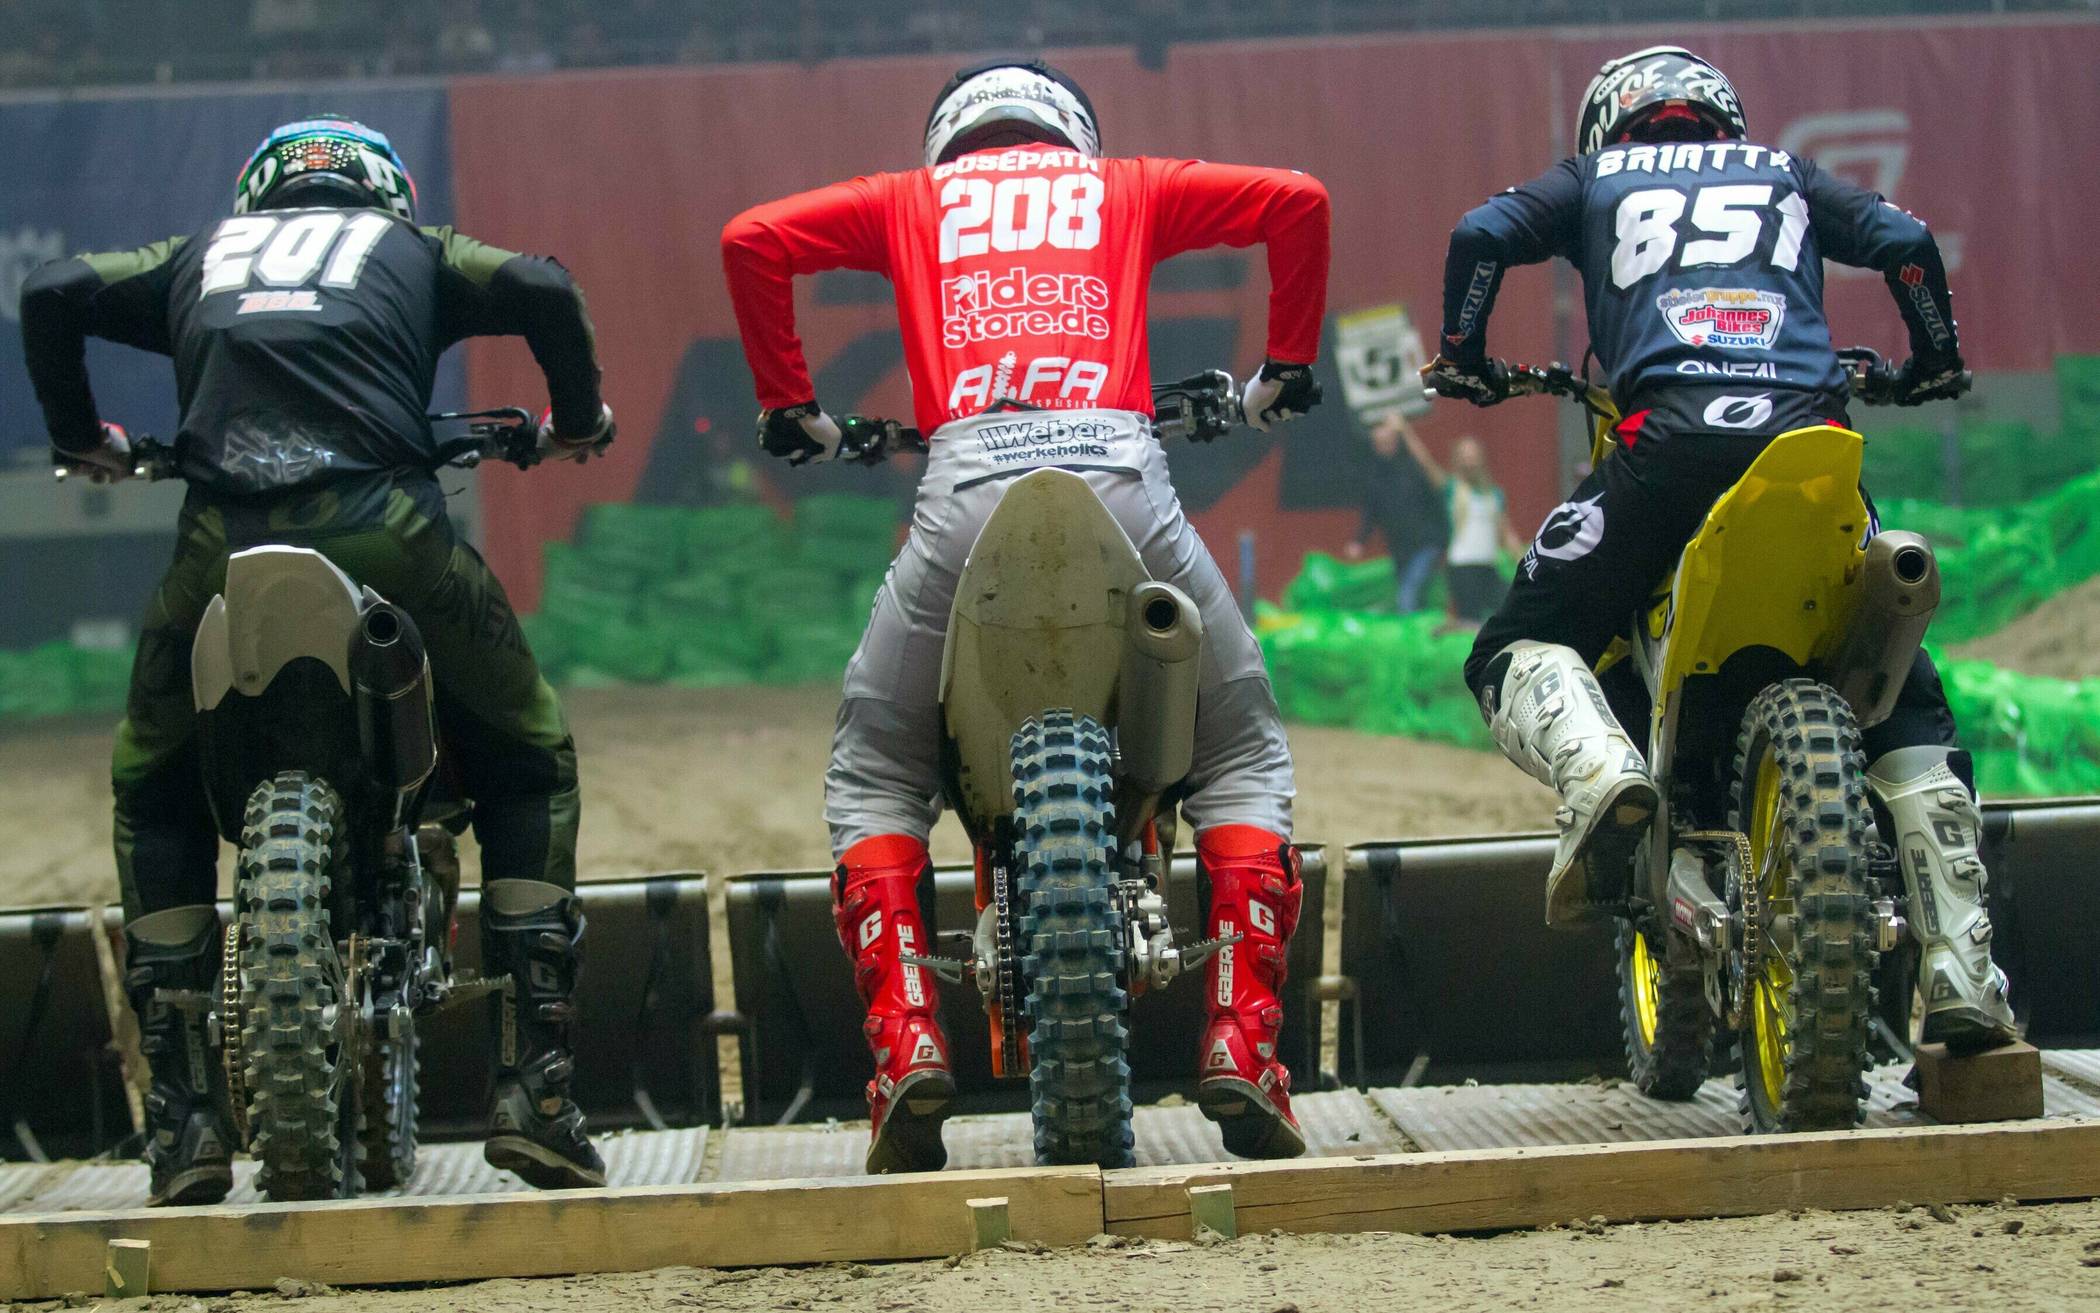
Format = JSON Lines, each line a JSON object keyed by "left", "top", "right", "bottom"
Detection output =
{"left": 1241, "top": 359, "right": 1323, "bottom": 432}
{"left": 1888, "top": 354, "right": 1971, "bottom": 407}
{"left": 1422, "top": 353, "right": 1510, "bottom": 408}
{"left": 757, "top": 402, "right": 842, "bottom": 466}
{"left": 52, "top": 421, "right": 134, "bottom": 483}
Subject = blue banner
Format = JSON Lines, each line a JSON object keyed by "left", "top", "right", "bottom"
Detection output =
{"left": 0, "top": 83, "right": 457, "bottom": 462}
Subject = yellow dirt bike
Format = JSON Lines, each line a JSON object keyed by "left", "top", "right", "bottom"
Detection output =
{"left": 1509, "top": 347, "right": 1958, "bottom": 1132}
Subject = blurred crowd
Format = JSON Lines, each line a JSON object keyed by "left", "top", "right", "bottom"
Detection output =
{"left": 0, "top": 0, "right": 2089, "bottom": 91}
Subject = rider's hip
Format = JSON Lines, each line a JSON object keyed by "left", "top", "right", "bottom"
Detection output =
{"left": 923, "top": 408, "right": 1158, "bottom": 494}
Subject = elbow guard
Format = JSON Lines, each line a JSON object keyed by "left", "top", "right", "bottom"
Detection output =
{"left": 19, "top": 257, "right": 96, "bottom": 328}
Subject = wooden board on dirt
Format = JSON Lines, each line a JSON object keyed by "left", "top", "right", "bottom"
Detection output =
{"left": 0, "top": 1165, "right": 1103, "bottom": 1300}
{"left": 1103, "top": 1119, "right": 2100, "bottom": 1240}
{"left": 1915, "top": 1041, "right": 2046, "bottom": 1122}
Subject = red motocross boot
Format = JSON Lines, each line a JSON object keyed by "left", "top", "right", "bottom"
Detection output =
{"left": 834, "top": 835, "right": 955, "bottom": 1173}
{"left": 1195, "top": 824, "right": 1307, "bottom": 1159}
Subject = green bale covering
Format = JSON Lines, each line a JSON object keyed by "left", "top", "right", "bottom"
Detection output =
{"left": 1281, "top": 552, "right": 1398, "bottom": 613}
{"left": 525, "top": 496, "right": 903, "bottom": 690}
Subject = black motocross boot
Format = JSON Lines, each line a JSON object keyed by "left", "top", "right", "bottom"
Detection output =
{"left": 480, "top": 879, "right": 607, "bottom": 1189}
{"left": 124, "top": 905, "right": 238, "bottom": 1206}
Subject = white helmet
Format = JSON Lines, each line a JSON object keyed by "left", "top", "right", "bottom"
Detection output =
{"left": 923, "top": 59, "right": 1100, "bottom": 169}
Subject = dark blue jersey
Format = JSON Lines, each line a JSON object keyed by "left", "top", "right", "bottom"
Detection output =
{"left": 1440, "top": 141, "right": 1959, "bottom": 431}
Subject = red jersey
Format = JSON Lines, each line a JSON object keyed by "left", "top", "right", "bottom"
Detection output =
{"left": 722, "top": 143, "right": 1330, "bottom": 436}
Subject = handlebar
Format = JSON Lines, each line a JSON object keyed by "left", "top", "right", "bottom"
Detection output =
{"left": 835, "top": 369, "right": 1245, "bottom": 466}
{"left": 1440, "top": 347, "right": 1970, "bottom": 417}
{"left": 54, "top": 406, "right": 548, "bottom": 483}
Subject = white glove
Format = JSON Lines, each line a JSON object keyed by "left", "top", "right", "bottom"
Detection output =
{"left": 53, "top": 422, "right": 134, "bottom": 483}
{"left": 1240, "top": 360, "right": 1322, "bottom": 432}
{"left": 758, "top": 404, "right": 843, "bottom": 466}
{"left": 536, "top": 403, "right": 617, "bottom": 463}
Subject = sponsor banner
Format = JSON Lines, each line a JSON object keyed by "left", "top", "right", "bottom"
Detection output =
{"left": 0, "top": 85, "right": 456, "bottom": 464}
{"left": 1333, "top": 303, "right": 1431, "bottom": 421}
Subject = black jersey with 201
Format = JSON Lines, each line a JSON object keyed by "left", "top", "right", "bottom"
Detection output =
{"left": 21, "top": 207, "right": 602, "bottom": 495}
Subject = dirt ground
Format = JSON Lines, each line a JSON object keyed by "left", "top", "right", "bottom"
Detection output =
{"left": 1952, "top": 577, "right": 2100, "bottom": 682}
{"left": 0, "top": 683, "right": 1548, "bottom": 909}
{"left": 9, "top": 1198, "right": 2098, "bottom": 1313}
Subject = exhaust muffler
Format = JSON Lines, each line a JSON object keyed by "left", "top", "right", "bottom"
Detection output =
{"left": 350, "top": 597, "right": 438, "bottom": 831}
{"left": 1832, "top": 531, "right": 1939, "bottom": 729}
{"left": 1116, "top": 581, "right": 1204, "bottom": 801}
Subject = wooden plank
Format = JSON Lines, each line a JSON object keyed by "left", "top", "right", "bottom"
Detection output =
{"left": 1916, "top": 1041, "right": 2045, "bottom": 1122}
{"left": 103, "top": 1238, "right": 149, "bottom": 1298}
{"left": 0, "top": 1166, "right": 1102, "bottom": 1300}
{"left": 967, "top": 1196, "right": 1010, "bottom": 1250}
{"left": 1187, "top": 1183, "right": 1236, "bottom": 1239}
{"left": 1104, "top": 1119, "right": 2100, "bottom": 1240}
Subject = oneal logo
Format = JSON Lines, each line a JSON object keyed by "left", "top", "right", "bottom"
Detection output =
{"left": 237, "top": 289, "right": 323, "bottom": 314}
{"left": 1677, "top": 359, "right": 1778, "bottom": 379}
{"left": 1703, "top": 393, "right": 1775, "bottom": 430}
{"left": 942, "top": 267, "right": 1110, "bottom": 348}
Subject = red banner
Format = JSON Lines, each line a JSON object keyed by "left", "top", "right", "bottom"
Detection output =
{"left": 449, "top": 19, "right": 2100, "bottom": 608}
{"left": 1553, "top": 17, "right": 2100, "bottom": 374}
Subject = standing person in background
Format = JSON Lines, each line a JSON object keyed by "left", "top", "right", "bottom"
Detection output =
{"left": 1346, "top": 409, "right": 1448, "bottom": 614}
{"left": 1399, "top": 432, "right": 1523, "bottom": 629}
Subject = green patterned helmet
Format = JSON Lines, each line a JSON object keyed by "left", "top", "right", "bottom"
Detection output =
{"left": 233, "top": 116, "right": 418, "bottom": 221}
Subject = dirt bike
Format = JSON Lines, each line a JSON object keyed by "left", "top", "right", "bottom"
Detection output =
{"left": 89, "top": 410, "right": 546, "bottom": 1199}
{"left": 1496, "top": 349, "right": 1965, "bottom": 1132}
{"left": 835, "top": 372, "right": 1247, "bottom": 1167}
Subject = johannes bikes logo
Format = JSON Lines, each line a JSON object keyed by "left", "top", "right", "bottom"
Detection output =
{"left": 1657, "top": 287, "right": 1786, "bottom": 350}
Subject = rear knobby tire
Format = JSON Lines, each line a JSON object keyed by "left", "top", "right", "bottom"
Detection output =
{"left": 238, "top": 771, "right": 359, "bottom": 1200}
{"left": 1729, "top": 679, "right": 1876, "bottom": 1133}
{"left": 1615, "top": 917, "right": 1712, "bottom": 1100}
{"left": 1012, "top": 710, "right": 1134, "bottom": 1169}
{"left": 358, "top": 1025, "right": 419, "bottom": 1190}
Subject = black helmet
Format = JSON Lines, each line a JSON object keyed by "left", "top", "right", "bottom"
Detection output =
{"left": 923, "top": 58, "right": 1100, "bottom": 168}
{"left": 1577, "top": 46, "right": 1746, "bottom": 155}
{"left": 234, "top": 116, "right": 418, "bottom": 220}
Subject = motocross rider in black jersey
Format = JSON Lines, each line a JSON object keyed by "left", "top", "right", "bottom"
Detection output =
{"left": 1424, "top": 48, "right": 2014, "bottom": 1050}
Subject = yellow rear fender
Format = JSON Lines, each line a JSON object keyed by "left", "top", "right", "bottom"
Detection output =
{"left": 1652, "top": 425, "right": 1869, "bottom": 711}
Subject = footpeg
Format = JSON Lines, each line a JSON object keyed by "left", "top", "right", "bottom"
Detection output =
{"left": 898, "top": 952, "right": 970, "bottom": 986}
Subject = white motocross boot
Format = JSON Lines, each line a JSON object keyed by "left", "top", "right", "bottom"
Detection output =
{"left": 1483, "top": 641, "right": 1658, "bottom": 926}
{"left": 1867, "top": 746, "right": 2018, "bottom": 1050}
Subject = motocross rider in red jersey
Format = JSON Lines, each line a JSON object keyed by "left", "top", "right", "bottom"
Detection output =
{"left": 722, "top": 59, "right": 1330, "bottom": 1172}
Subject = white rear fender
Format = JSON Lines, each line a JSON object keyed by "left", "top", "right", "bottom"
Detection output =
{"left": 192, "top": 546, "right": 367, "bottom": 712}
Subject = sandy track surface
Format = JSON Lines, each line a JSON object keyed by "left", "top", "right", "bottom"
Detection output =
{"left": 0, "top": 684, "right": 1548, "bottom": 908}
{"left": 22, "top": 1198, "right": 2094, "bottom": 1313}
{"left": 1952, "top": 577, "right": 2100, "bottom": 682}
